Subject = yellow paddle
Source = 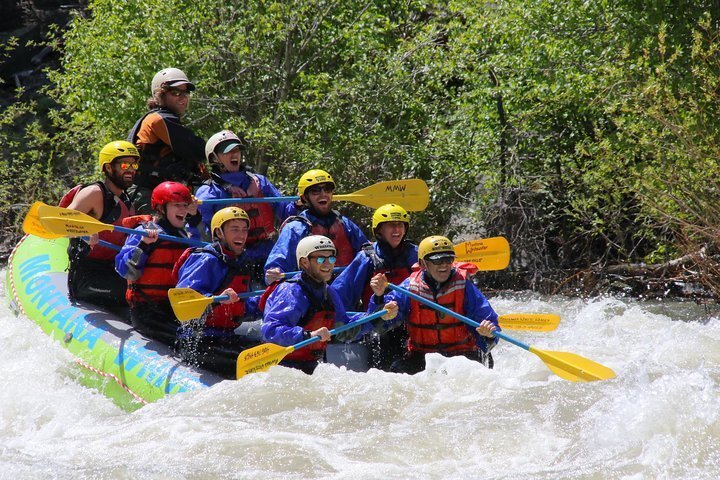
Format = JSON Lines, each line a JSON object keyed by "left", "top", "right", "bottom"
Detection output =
{"left": 198, "top": 178, "right": 429, "bottom": 211}
{"left": 35, "top": 204, "right": 206, "bottom": 248}
{"left": 387, "top": 284, "right": 615, "bottom": 382}
{"left": 236, "top": 309, "right": 389, "bottom": 379}
{"left": 22, "top": 202, "right": 121, "bottom": 251}
{"left": 454, "top": 237, "right": 510, "bottom": 271}
{"left": 168, "top": 287, "right": 265, "bottom": 322}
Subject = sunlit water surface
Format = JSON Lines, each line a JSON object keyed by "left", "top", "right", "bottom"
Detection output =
{"left": 1, "top": 271, "right": 718, "bottom": 479}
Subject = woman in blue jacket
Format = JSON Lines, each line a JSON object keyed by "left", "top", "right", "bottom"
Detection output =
{"left": 331, "top": 203, "right": 418, "bottom": 370}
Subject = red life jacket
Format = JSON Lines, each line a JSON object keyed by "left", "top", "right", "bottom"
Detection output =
{"left": 224, "top": 173, "right": 276, "bottom": 246}
{"left": 406, "top": 267, "right": 477, "bottom": 354}
{"left": 283, "top": 279, "right": 335, "bottom": 363}
{"left": 279, "top": 212, "right": 355, "bottom": 267}
{"left": 126, "top": 234, "right": 188, "bottom": 307}
{"left": 59, "top": 181, "right": 135, "bottom": 261}
{"left": 172, "top": 244, "right": 252, "bottom": 329}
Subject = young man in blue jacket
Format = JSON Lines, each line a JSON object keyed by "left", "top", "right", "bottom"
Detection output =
{"left": 264, "top": 169, "right": 367, "bottom": 284}
{"left": 174, "top": 207, "right": 264, "bottom": 378}
{"left": 261, "top": 235, "right": 397, "bottom": 374}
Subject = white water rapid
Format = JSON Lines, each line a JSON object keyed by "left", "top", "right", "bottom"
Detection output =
{"left": 1, "top": 271, "right": 718, "bottom": 479}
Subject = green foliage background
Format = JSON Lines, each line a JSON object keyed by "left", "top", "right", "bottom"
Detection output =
{"left": 3, "top": 0, "right": 720, "bottom": 279}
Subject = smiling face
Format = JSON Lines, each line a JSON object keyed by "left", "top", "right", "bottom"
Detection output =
{"left": 300, "top": 250, "right": 336, "bottom": 283}
{"left": 302, "top": 183, "right": 334, "bottom": 215}
{"left": 161, "top": 85, "right": 191, "bottom": 116}
{"left": 422, "top": 255, "right": 455, "bottom": 284}
{"left": 218, "top": 218, "right": 249, "bottom": 255}
{"left": 105, "top": 156, "right": 138, "bottom": 190}
{"left": 215, "top": 146, "right": 243, "bottom": 173}
{"left": 164, "top": 201, "right": 192, "bottom": 228}
{"left": 376, "top": 221, "right": 407, "bottom": 249}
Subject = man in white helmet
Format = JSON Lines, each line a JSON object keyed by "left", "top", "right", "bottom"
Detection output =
{"left": 260, "top": 235, "right": 397, "bottom": 374}
{"left": 127, "top": 67, "right": 207, "bottom": 213}
{"left": 193, "top": 130, "right": 297, "bottom": 286}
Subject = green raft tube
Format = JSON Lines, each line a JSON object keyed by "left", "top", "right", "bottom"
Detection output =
{"left": 5, "top": 234, "right": 224, "bottom": 410}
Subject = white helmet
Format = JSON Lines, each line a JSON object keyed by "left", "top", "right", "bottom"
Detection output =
{"left": 296, "top": 235, "right": 336, "bottom": 263}
{"left": 205, "top": 130, "right": 242, "bottom": 162}
{"left": 151, "top": 67, "right": 195, "bottom": 95}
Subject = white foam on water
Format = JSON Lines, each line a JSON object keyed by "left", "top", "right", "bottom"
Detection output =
{"left": 1, "top": 273, "right": 719, "bottom": 479}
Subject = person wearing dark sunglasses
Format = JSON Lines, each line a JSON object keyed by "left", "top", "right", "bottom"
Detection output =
{"left": 261, "top": 235, "right": 398, "bottom": 375}
{"left": 264, "top": 168, "right": 368, "bottom": 285}
{"left": 58, "top": 140, "right": 140, "bottom": 321}
{"left": 127, "top": 67, "right": 207, "bottom": 214}
{"left": 366, "top": 235, "right": 500, "bottom": 374}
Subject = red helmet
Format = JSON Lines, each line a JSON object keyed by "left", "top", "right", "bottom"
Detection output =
{"left": 151, "top": 181, "right": 192, "bottom": 210}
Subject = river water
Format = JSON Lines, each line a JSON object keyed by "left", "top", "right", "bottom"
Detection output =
{"left": 1, "top": 272, "right": 718, "bottom": 479}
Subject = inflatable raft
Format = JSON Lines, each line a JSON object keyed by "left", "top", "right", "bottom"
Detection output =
{"left": 5, "top": 234, "right": 225, "bottom": 410}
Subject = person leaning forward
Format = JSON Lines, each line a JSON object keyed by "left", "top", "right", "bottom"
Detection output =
{"left": 127, "top": 67, "right": 207, "bottom": 213}
{"left": 60, "top": 140, "right": 139, "bottom": 320}
{"left": 174, "top": 207, "right": 264, "bottom": 378}
{"left": 261, "top": 235, "right": 398, "bottom": 375}
{"left": 367, "top": 235, "right": 500, "bottom": 375}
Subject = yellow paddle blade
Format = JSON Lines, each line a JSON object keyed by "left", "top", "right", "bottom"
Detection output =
{"left": 37, "top": 204, "right": 111, "bottom": 236}
{"left": 454, "top": 237, "right": 510, "bottom": 271}
{"left": 334, "top": 179, "right": 429, "bottom": 211}
{"left": 22, "top": 202, "right": 64, "bottom": 239}
{"left": 168, "top": 288, "right": 214, "bottom": 322}
{"left": 529, "top": 347, "right": 616, "bottom": 382}
{"left": 498, "top": 313, "right": 560, "bottom": 332}
{"left": 39, "top": 216, "right": 112, "bottom": 236}
{"left": 236, "top": 343, "right": 296, "bottom": 379}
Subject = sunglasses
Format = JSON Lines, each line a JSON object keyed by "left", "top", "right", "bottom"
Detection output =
{"left": 309, "top": 255, "right": 337, "bottom": 264}
{"left": 167, "top": 89, "right": 192, "bottom": 98}
{"left": 114, "top": 161, "right": 139, "bottom": 170}
{"left": 306, "top": 185, "right": 335, "bottom": 195}
{"left": 426, "top": 256, "right": 455, "bottom": 265}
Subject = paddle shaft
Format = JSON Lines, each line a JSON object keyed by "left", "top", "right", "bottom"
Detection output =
{"left": 94, "top": 239, "right": 121, "bottom": 251}
{"left": 199, "top": 193, "right": 377, "bottom": 205}
{"left": 200, "top": 196, "right": 298, "bottom": 205}
{"left": 386, "top": 284, "right": 526, "bottom": 347}
{"left": 212, "top": 289, "right": 264, "bottom": 302}
{"left": 110, "top": 224, "right": 207, "bottom": 247}
{"left": 292, "top": 309, "right": 387, "bottom": 350}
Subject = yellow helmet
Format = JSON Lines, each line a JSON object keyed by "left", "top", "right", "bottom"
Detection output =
{"left": 418, "top": 235, "right": 455, "bottom": 261}
{"left": 210, "top": 207, "right": 250, "bottom": 240}
{"left": 372, "top": 203, "right": 410, "bottom": 231}
{"left": 98, "top": 141, "right": 140, "bottom": 168}
{"left": 297, "top": 169, "right": 335, "bottom": 196}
